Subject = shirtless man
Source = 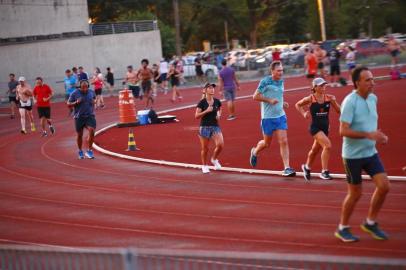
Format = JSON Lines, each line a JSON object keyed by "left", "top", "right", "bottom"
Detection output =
{"left": 125, "top": 65, "right": 141, "bottom": 100}
{"left": 314, "top": 44, "right": 327, "bottom": 78}
{"left": 138, "top": 59, "right": 154, "bottom": 108}
{"left": 387, "top": 35, "right": 401, "bottom": 67}
{"left": 16, "top": 77, "right": 36, "bottom": 134}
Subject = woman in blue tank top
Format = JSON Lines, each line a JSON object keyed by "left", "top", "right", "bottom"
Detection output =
{"left": 295, "top": 78, "right": 341, "bottom": 181}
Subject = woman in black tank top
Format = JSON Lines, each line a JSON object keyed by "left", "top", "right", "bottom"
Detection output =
{"left": 168, "top": 64, "right": 182, "bottom": 102}
{"left": 295, "top": 78, "right": 341, "bottom": 181}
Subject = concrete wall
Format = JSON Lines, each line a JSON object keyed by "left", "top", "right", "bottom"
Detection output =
{"left": 0, "top": 30, "right": 163, "bottom": 95}
{"left": 0, "top": 0, "right": 89, "bottom": 38}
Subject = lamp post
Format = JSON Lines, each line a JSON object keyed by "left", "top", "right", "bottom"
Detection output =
{"left": 173, "top": 0, "right": 182, "bottom": 57}
{"left": 317, "top": 0, "right": 326, "bottom": 41}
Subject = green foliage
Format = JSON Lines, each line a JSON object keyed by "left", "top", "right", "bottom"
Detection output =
{"left": 88, "top": 0, "right": 405, "bottom": 52}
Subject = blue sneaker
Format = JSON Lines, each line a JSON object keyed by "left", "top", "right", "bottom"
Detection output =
{"left": 361, "top": 222, "right": 388, "bottom": 240}
{"left": 78, "top": 150, "right": 84, "bottom": 159}
{"left": 334, "top": 227, "right": 359, "bottom": 242}
{"left": 282, "top": 167, "right": 296, "bottom": 177}
{"left": 85, "top": 149, "right": 95, "bottom": 159}
{"left": 249, "top": 147, "right": 257, "bottom": 167}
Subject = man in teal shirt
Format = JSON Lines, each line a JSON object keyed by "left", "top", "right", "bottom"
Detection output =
{"left": 249, "top": 61, "right": 295, "bottom": 177}
{"left": 335, "top": 66, "right": 390, "bottom": 242}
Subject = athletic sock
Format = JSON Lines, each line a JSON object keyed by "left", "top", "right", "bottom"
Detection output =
{"left": 366, "top": 218, "right": 375, "bottom": 225}
{"left": 339, "top": 224, "right": 350, "bottom": 231}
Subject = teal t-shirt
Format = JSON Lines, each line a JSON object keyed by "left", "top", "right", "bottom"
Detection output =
{"left": 257, "top": 76, "right": 285, "bottom": 119}
{"left": 340, "top": 90, "right": 378, "bottom": 159}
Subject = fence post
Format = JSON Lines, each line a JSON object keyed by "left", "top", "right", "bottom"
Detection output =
{"left": 123, "top": 249, "right": 135, "bottom": 270}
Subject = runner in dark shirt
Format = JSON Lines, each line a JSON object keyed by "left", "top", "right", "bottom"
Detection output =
{"left": 195, "top": 83, "right": 224, "bottom": 174}
{"left": 67, "top": 80, "right": 97, "bottom": 160}
{"left": 295, "top": 77, "right": 341, "bottom": 181}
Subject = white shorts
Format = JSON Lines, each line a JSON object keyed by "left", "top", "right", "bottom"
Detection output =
{"left": 19, "top": 99, "right": 32, "bottom": 107}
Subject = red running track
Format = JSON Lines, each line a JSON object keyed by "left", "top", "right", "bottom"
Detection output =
{"left": 0, "top": 67, "right": 406, "bottom": 260}
{"left": 97, "top": 72, "right": 406, "bottom": 176}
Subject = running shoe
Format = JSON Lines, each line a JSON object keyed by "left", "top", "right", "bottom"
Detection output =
{"left": 49, "top": 125, "right": 55, "bottom": 135}
{"left": 20, "top": 129, "right": 27, "bottom": 134}
{"left": 361, "top": 222, "right": 388, "bottom": 240}
{"left": 320, "top": 170, "right": 333, "bottom": 180}
{"left": 227, "top": 115, "right": 236, "bottom": 121}
{"left": 85, "top": 149, "right": 95, "bottom": 159}
{"left": 335, "top": 227, "right": 359, "bottom": 243}
{"left": 301, "top": 164, "right": 311, "bottom": 181}
{"left": 31, "top": 123, "right": 36, "bottom": 132}
{"left": 249, "top": 147, "right": 257, "bottom": 167}
{"left": 282, "top": 167, "right": 296, "bottom": 177}
{"left": 211, "top": 158, "right": 222, "bottom": 170}
{"left": 78, "top": 150, "right": 84, "bottom": 159}
{"left": 202, "top": 165, "right": 210, "bottom": 174}
{"left": 41, "top": 131, "right": 48, "bottom": 137}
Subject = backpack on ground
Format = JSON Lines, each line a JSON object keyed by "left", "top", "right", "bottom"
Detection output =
{"left": 148, "top": 109, "right": 159, "bottom": 124}
{"left": 390, "top": 69, "right": 401, "bottom": 80}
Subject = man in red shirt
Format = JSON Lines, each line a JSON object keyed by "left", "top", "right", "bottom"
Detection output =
{"left": 33, "top": 77, "right": 55, "bottom": 136}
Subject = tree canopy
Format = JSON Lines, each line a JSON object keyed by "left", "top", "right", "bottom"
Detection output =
{"left": 88, "top": 0, "right": 405, "bottom": 56}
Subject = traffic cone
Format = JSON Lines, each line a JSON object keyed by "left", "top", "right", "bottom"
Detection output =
{"left": 126, "top": 128, "right": 139, "bottom": 151}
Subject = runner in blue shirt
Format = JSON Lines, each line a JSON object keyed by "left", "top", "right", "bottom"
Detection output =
{"left": 64, "top": 69, "right": 77, "bottom": 116}
{"left": 249, "top": 61, "right": 296, "bottom": 177}
{"left": 67, "top": 80, "right": 97, "bottom": 160}
{"left": 335, "top": 66, "right": 390, "bottom": 243}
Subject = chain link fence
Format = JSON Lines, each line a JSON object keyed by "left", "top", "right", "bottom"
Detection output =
{"left": 1, "top": 245, "right": 406, "bottom": 270}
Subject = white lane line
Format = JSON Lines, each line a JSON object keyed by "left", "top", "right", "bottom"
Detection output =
{"left": 94, "top": 84, "right": 406, "bottom": 181}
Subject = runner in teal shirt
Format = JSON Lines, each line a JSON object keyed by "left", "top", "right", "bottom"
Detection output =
{"left": 249, "top": 61, "right": 296, "bottom": 177}
{"left": 335, "top": 66, "right": 390, "bottom": 243}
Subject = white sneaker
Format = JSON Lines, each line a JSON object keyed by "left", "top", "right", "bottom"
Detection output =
{"left": 202, "top": 165, "right": 210, "bottom": 174}
{"left": 211, "top": 158, "right": 222, "bottom": 170}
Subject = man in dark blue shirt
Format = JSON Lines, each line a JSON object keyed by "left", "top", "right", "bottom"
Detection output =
{"left": 327, "top": 48, "right": 341, "bottom": 87}
{"left": 67, "top": 80, "right": 96, "bottom": 159}
{"left": 78, "top": 66, "right": 89, "bottom": 81}
{"left": 7, "top": 73, "right": 19, "bottom": 119}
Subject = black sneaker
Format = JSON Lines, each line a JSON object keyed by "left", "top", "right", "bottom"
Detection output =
{"left": 301, "top": 164, "right": 311, "bottom": 181}
{"left": 361, "top": 222, "right": 388, "bottom": 240}
{"left": 49, "top": 125, "right": 55, "bottom": 134}
{"left": 320, "top": 170, "right": 333, "bottom": 180}
{"left": 249, "top": 147, "right": 257, "bottom": 167}
{"left": 282, "top": 167, "right": 296, "bottom": 177}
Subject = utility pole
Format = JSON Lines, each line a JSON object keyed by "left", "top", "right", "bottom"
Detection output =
{"left": 224, "top": 21, "right": 230, "bottom": 50}
{"left": 173, "top": 0, "right": 182, "bottom": 57}
{"left": 317, "top": 0, "right": 326, "bottom": 41}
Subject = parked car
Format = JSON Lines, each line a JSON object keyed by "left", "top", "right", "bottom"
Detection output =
{"left": 284, "top": 43, "right": 310, "bottom": 67}
{"left": 320, "top": 39, "right": 343, "bottom": 53}
{"left": 181, "top": 59, "right": 218, "bottom": 78}
{"left": 280, "top": 44, "right": 304, "bottom": 65}
{"left": 254, "top": 50, "right": 273, "bottom": 68}
{"left": 349, "top": 39, "right": 387, "bottom": 58}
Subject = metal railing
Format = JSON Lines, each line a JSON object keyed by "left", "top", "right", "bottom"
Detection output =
{"left": 89, "top": 20, "right": 158, "bottom": 36}
{"left": 1, "top": 245, "right": 406, "bottom": 270}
